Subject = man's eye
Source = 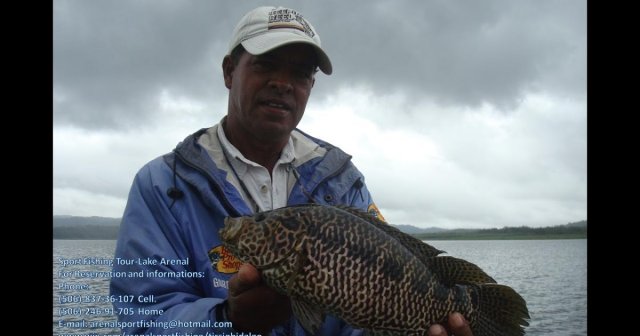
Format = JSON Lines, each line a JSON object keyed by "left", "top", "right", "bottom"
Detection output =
{"left": 294, "top": 69, "right": 312, "bottom": 80}
{"left": 253, "top": 60, "right": 274, "bottom": 71}
{"left": 294, "top": 66, "right": 317, "bottom": 80}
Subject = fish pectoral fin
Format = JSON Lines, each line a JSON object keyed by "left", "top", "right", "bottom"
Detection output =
{"left": 285, "top": 242, "right": 309, "bottom": 292}
{"left": 286, "top": 242, "right": 325, "bottom": 334}
{"left": 291, "top": 298, "right": 325, "bottom": 335}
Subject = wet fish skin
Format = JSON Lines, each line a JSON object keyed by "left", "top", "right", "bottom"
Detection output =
{"left": 220, "top": 204, "right": 529, "bottom": 336}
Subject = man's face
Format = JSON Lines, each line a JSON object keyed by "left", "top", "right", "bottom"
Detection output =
{"left": 224, "top": 43, "right": 317, "bottom": 142}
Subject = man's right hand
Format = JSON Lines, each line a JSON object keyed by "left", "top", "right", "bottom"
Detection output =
{"left": 428, "top": 313, "right": 474, "bottom": 336}
{"left": 226, "top": 264, "right": 292, "bottom": 334}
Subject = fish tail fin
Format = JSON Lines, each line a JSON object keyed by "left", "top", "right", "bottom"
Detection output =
{"left": 473, "top": 284, "right": 530, "bottom": 336}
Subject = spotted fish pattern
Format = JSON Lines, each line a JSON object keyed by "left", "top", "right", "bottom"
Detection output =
{"left": 220, "top": 204, "right": 529, "bottom": 336}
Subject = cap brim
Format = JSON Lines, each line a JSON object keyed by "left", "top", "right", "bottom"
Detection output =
{"left": 241, "top": 31, "right": 332, "bottom": 75}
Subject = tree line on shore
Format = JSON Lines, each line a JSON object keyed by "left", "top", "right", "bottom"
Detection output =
{"left": 412, "top": 220, "right": 587, "bottom": 240}
{"left": 53, "top": 215, "right": 586, "bottom": 240}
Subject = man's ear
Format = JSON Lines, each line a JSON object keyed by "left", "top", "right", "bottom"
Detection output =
{"left": 222, "top": 56, "right": 234, "bottom": 89}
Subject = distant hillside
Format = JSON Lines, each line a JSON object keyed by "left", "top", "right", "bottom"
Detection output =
{"left": 413, "top": 220, "right": 587, "bottom": 240}
{"left": 54, "top": 216, "right": 121, "bottom": 227}
{"left": 392, "top": 224, "right": 448, "bottom": 234}
{"left": 53, "top": 216, "right": 121, "bottom": 239}
{"left": 564, "top": 220, "right": 587, "bottom": 228}
{"left": 53, "top": 215, "right": 587, "bottom": 240}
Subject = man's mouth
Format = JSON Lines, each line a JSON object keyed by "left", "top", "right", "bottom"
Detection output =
{"left": 261, "top": 99, "right": 292, "bottom": 112}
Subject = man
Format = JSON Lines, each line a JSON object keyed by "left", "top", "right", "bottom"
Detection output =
{"left": 110, "top": 6, "right": 471, "bottom": 336}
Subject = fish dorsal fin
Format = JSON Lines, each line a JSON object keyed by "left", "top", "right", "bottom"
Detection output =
{"left": 291, "top": 298, "right": 325, "bottom": 335}
{"left": 429, "top": 256, "right": 496, "bottom": 285}
{"left": 334, "top": 205, "right": 445, "bottom": 259}
{"left": 333, "top": 205, "right": 496, "bottom": 286}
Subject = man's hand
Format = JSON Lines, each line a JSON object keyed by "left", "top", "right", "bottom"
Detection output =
{"left": 226, "top": 264, "right": 292, "bottom": 334}
{"left": 428, "top": 313, "right": 473, "bottom": 336}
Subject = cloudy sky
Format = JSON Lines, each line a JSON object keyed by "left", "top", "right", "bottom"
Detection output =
{"left": 53, "top": 0, "right": 586, "bottom": 229}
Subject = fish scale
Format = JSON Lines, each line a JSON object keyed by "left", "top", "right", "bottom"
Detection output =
{"left": 220, "top": 204, "right": 529, "bottom": 336}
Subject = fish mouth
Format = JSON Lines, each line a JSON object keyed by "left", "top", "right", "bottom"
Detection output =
{"left": 220, "top": 217, "right": 244, "bottom": 245}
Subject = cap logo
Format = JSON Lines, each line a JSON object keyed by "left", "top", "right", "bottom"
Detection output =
{"left": 268, "top": 8, "right": 315, "bottom": 38}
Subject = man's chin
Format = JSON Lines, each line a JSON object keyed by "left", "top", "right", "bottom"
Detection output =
{"left": 253, "top": 123, "right": 294, "bottom": 142}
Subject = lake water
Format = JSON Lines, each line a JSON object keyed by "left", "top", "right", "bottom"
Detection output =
{"left": 428, "top": 239, "right": 587, "bottom": 335}
{"left": 53, "top": 239, "right": 587, "bottom": 335}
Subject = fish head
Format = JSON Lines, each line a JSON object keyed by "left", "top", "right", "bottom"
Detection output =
{"left": 220, "top": 207, "right": 309, "bottom": 269}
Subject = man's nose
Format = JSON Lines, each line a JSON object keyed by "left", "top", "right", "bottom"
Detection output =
{"left": 267, "top": 71, "right": 294, "bottom": 94}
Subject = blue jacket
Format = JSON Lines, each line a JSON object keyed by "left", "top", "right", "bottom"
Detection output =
{"left": 110, "top": 128, "right": 375, "bottom": 335}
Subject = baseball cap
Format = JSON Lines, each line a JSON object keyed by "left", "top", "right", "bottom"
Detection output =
{"left": 227, "top": 6, "right": 333, "bottom": 75}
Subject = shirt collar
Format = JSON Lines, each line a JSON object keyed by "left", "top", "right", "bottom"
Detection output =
{"left": 216, "top": 118, "right": 296, "bottom": 174}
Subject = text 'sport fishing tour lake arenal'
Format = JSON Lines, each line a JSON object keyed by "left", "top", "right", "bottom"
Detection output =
{"left": 53, "top": 239, "right": 586, "bottom": 336}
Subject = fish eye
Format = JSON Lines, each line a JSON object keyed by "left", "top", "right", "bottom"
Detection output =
{"left": 254, "top": 213, "right": 266, "bottom": 222}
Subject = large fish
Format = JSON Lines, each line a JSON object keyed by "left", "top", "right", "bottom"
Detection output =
{"left": 220, "top": 204, "right": 529, "bottom": 336}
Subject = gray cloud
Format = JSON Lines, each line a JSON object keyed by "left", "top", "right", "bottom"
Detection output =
{"left": 312, "top": 0, "right": 586, "bottom": 108}
{"left": 53, "top": 0, "right": 586, "bottom": 227}
{"left": 54, "top": 0, "right": 234, "bottom": 129}
{"left": 54, "top": 0, "right": 586, "bottom": 129}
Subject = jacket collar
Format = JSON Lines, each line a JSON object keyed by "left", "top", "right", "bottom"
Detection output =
{"left": 166, "top": 127, "right": 355, "bottom": 211}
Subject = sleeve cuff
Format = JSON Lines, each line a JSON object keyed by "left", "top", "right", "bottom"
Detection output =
{"left": 215, "top": 300, "right": 229, "bottom": 322}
